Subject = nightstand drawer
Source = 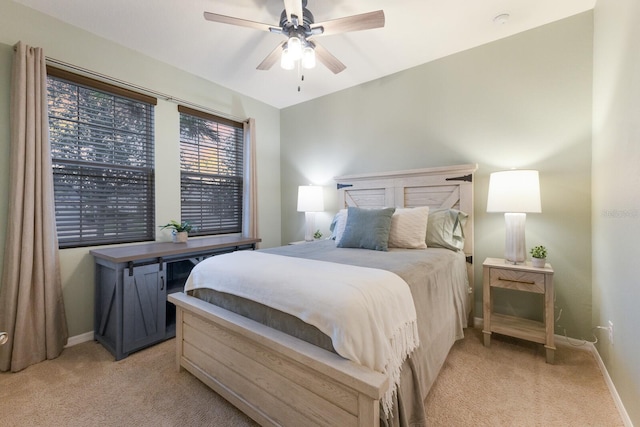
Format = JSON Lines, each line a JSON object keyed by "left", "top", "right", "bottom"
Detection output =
{"left": 489, "top": 268, "right": 545, "bottom": 293}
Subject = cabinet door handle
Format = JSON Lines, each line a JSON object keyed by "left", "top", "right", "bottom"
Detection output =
{"left": 160, "top": 277, "right": 165, "bottom": 291}
{"left": 498, "top": 277, "right": 535, "bottom": 285}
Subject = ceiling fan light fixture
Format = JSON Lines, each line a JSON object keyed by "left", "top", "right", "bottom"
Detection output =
{"left": 287, "top": 36, "right": 302, "bottom": 60}
{"left": 204, "top": 3, "right": 385, "bottom": 75}
{"left": 302, "top": 46, "right": 316, "bottom": 69}
{"left": 280, "top": 48, "right": 295, "bottom": 70}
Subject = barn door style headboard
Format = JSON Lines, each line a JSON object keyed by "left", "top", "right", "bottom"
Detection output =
{"left": 335, "top": 163, "right": 477, "bottom": 257}
{"left": 335, "top": 163, "right": 478, "bottom": 313}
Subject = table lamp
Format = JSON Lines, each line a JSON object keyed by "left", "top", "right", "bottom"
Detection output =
{"left": 297, "top": 185, "right": 324, "bottom": 242}
{"left": 487, "top": 170, "right": 541, "bottom": 264}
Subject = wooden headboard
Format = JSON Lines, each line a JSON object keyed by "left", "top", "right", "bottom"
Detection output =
{"left": 335, "top": 163, "right": 478, "bottom": 320}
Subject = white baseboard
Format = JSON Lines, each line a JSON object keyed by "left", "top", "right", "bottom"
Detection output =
{"left": 473, "top": 316, "right": 482, "bottom": 329}
{"left": 65, "top": 331, "right": 93, "bottom": 348}
{"left": 588, "top": 342, "right": 634, "bottom": 427}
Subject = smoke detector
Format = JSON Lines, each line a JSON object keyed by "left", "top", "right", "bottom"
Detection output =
{"left": 493, "top": 13, "right": 510, "bottom": 25}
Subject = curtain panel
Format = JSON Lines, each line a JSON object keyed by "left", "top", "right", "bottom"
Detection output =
{"left": 0, "top": 42, "right": 68, "bottom": 372}
{"left": 243, "top": 118, "right": 259, "bottom": 246}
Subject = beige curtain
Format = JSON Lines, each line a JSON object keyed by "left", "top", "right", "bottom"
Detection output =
{"left": 0, "top": 42, "right": 68, "bottom": 372}
{"left": 243, "top": 118, "right": 259, "bottom": 245}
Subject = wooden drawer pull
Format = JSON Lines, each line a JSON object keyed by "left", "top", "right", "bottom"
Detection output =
{"left": 497, "top": 277, "right": 535, "bottom": 285}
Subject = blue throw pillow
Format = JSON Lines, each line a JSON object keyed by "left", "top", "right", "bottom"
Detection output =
{"left": 337, "top": 207, "right": 396, "bottom": 251}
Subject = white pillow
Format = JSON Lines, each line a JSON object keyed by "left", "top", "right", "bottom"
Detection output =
{"left": 387, "top": 206, "right": 430, "bottom": 249}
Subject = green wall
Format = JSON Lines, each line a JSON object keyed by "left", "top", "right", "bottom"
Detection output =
{"left": 593, "top": 0, "right": 640, "bottom": 424}
{"left": 0, "top": 1, "right": 282, "bottom": 337}
{"left": 281, "top": 12, "right": 594, "bottom": 339}
{"left": 0, "top": 43, "right": 10, "bottom": 289}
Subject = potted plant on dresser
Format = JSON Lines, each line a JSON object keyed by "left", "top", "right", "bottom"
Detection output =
{"left": 160, "top": 220, "right": 193, "bottom": 243}
{"left": 530, "top": 245, "right": 547, "bottom": 268}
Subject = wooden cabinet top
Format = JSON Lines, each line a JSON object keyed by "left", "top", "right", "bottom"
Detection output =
{"left": 483, "top": 257, "right": 553, "bottom": 274}
{"left": 90, "top": 235, "right": 261, "bottom": 263}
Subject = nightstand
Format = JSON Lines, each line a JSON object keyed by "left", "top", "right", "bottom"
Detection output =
{"left": 482, "top": 257, "right": 555, "bottom": 363}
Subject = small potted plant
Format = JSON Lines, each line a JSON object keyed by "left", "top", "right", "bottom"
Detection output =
{"left": 530, "top": 245, "right": 547, "bottom": 268}
{"left": 160, "top": 220, "right": 193, "bottom": 243}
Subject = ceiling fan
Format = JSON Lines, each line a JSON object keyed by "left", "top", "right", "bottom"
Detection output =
{"left": 203, "top": 0, "right": 385, "bottom": 74}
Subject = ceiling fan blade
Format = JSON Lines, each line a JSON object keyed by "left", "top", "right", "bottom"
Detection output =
{"left": 257, "top": 41, "right": 286, "bottom": 71}
{"left": 310, "top": 41, "right": 346, "bottom": 74}
{"left": 283, "top": 0, "right": 304, "bottom": 24}
{"left": 312, "top": 10, "right": 385, "bottom": 36}
{"left": 203, "top": 11, "right": 275, "bottom": 32}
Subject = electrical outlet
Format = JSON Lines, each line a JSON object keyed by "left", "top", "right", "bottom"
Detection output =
{"left": 608, "top": 320, "right": 614, "bottom": 344}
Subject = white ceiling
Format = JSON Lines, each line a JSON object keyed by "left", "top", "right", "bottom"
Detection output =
{"left": 13, "top": 0, "right": 596, "bottom": 109}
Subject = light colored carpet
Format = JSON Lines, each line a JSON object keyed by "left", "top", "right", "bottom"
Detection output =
{"left": 0, "top": 338, "right": 257, "bottom": 427}
{"left": 0, "top": 328, "right": 623, "bottom": 426}
{"left": 425, "top": 328, "right": 623, "bottom": 426}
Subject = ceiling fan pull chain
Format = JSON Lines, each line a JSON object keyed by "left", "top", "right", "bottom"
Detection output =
{"left": 296, "top": 60, "right": 303, "bottom": 92}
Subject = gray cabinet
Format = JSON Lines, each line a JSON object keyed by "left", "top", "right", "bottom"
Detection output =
{"left": 91, "top": 236, "right": 260, "bottom": 360}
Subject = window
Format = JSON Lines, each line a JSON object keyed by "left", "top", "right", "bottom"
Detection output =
{"left": 47, "top": 67, "right": 156, "bottom": 248}
{"left": 179, "top": 106, "right": 244, "bottom": 236}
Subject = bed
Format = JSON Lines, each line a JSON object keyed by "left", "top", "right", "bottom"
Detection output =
{"left": 168, "top": 163, "right": 477, "bottom": 427}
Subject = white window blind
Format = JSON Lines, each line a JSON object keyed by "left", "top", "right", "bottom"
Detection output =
{"left": 47, "top": 67, "right": 156, "bottom": 248}
{"left": 179, "top": 106, "right": 244, "bottom": 236}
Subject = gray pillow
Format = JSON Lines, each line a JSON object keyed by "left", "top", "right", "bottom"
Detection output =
{"left": 426, "top": 208, "right": 468, "bottom": 251}
{"left": 337, "top": 207, "right": 396, "bottom": 251}
{"left": 329, "top": 209, "right": 347, "bottom": 240}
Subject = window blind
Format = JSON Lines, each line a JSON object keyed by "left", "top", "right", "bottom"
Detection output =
{"left": 179, "top": 106, "right": 244, "bottom": 236}
{"left": 47, "top": 71, "right": 156, "bottom": 248}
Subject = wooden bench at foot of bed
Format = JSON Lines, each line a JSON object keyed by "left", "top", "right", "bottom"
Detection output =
{"left": 169, "top": 292, "right": 388, "bottom": 427}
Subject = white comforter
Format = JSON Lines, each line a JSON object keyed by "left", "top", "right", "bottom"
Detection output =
{"left": 184, "top": 250, "right": 420, "bottom": 417}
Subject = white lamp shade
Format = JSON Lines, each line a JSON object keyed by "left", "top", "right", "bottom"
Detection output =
{"left": 487, "top": 170, "right": 541, "bottom": 213}
{"left": 297, "top": 185, "right": 324, "bottom": 212}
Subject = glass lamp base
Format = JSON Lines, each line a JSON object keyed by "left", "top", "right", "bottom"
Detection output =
{"left": 304, "top": 211, "right": 315, "bottom": 242}
{"left": 504, "top": 212, "right": 527, "bottom": 263}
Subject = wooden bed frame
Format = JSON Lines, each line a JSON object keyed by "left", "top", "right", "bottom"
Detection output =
{"left": 168, "top": 163, "right": 477, "bottom": 427}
